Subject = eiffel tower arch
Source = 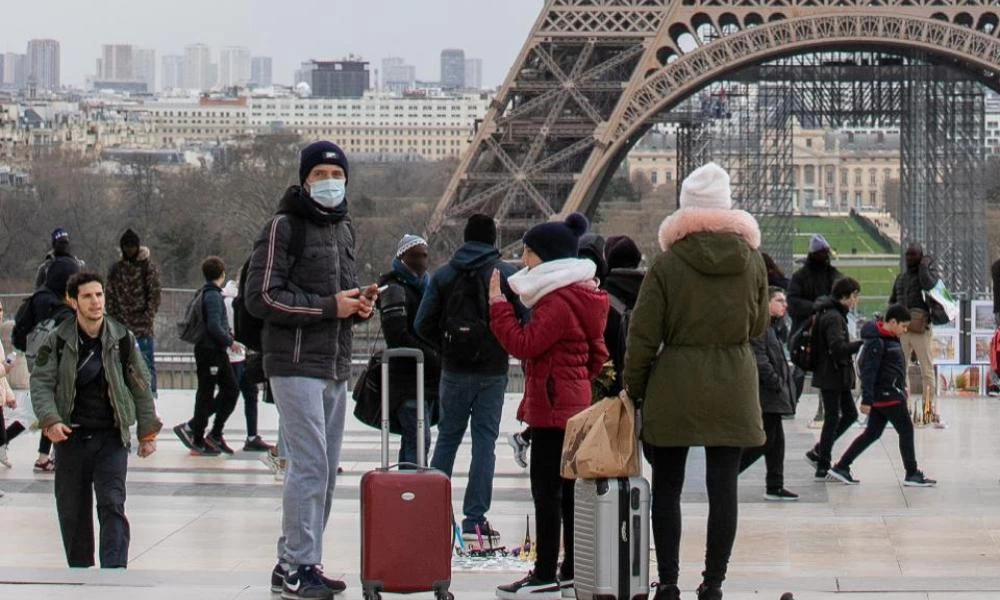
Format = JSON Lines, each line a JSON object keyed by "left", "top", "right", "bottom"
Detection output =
{"left": 427, "top": 0, "right": 998, "bottom": 293}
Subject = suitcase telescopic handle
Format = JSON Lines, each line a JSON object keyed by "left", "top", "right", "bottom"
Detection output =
{"left": 380, "top": 348, "right": 426, "bottom": 470}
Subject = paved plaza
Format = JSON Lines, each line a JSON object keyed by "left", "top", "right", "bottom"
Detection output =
{"left": 1, "top": 391, "right": 999, "bottom": 599}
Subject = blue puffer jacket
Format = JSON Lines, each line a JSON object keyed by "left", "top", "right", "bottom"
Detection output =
{"left": 858, "top": 320, "right": 907, "bottom": 408}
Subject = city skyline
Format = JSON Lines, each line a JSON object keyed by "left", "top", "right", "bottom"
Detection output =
{"left": 1, "top": 0, "right": 542, "bottom": 90}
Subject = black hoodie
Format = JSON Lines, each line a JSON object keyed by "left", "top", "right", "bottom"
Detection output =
{"left": 602, "top": 268, "right": 645, "bottom": 395}
{"left": 811, "top": 296, "right": 863, "bottom": 391}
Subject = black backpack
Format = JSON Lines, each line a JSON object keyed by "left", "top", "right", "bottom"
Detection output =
{"left": 176, "top": 289, "right": 206, "bottom": 345}
{"left": 607, "top": 292, "right": 632, "bottom": 370}
{"left": 440, "top": 266, "right": 490, "bottom": 367}
{"left": 233, "top": 214, "right": 306, "bottom": 353}
{"left": 12, "top": 288, "right": 60, "bottom": 352}
{"left": 789, "top": 312, "right": 821, "bottom": 372}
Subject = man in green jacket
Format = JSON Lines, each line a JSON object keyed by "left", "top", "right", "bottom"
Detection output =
{"left": 30, "top": 271, "right": 161, "bottom": 569}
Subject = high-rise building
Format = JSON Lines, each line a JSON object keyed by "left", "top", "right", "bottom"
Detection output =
{"left": 161, "top": 55, "right": 184, "bottom": 90}
{"left": 251, "top": 56, "right": 273, "bottom": 87}
{"left": 183, "top": 43, "right": 215, "bottom": 91}
{"left": 100, "top": 44, "right": 134, "bottom": 80}
{"left": 382, "top": 56, "right": 416, "bottom": 94}
{"left": 135, "top": 48, "right": 156, "bottom": 92}
{"left": 294, "top": 61, "right": 316, "bottom": 87}
{"left": 1, "top": 53, "right": 26, "bottom": 89}
{"left": 309, "top": 60, "right": 370, "bottom": 98}
{"left": 440, "top": 49, "right": 465, "bottom": 90}
{"left": 219, "top": 46, "right": 251, "bottom": 87}
{"left": 464, "top": 58, "right": 483, "bottom": 91}
{"left": 26, "top": 39, "right": 60, "bottom": 90}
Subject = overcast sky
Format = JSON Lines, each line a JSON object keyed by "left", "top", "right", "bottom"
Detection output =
{"left": 4, "top": 0, "right": 544, "bottom": 88}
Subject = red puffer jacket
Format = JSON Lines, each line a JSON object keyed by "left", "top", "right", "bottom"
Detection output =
{"left": 490, "top": 283, "right": 610, "bottom": 429}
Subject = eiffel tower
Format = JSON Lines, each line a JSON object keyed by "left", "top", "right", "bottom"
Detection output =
{"left": 426, "top": 0, "right": 997, "bottom": 292}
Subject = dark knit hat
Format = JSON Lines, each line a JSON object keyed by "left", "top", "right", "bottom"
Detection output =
{"left": 523, "top": 213, "right": 589, "bottom": 263}
{"left": 299, "top": 140, "right": 349, "bottom": 185}
{"left": 605, "top": 235, "right": 642, "bottom": 270}
{"left": 120, "top": 228, "right": 140, "bottom": 249}
{"left": 464, "top": 214, "right": 497, "bottom": 246}
{"left": 579, "top": 233, "right": 608, "bottom": 281}
{"left": 51, "top": 228, "right": 69, "bottom": 245}
{"left": 45, "top": 256, "right": 81, "bottom": 297}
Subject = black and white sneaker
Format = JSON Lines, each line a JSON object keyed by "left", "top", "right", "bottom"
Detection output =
{"left": 173, "top": 423, "right": 196, "bottom": 450}
{"left": 271, "top": 563, "right": 288, "bottom": 593}
{"left": 814, "top": 467, "right": 829, "bottom": 481}
{"left": 463, "top": 523, "right": 501, "bottom": 542}
{"left": 206, "top": 433, "right": 235, "bottom": 455}
{"left": 827, "top": 465, "right": 860, "bottom": 485}
{"left": 903, "top": 471, "right": 937, "bottom": 487}
{"left": 314, "top": 566, "right": 346, "bottom": 594}
{"left": 497, "top": 573, "right": 561, "bottom": 599}
{"left": 804, "top": 449, "right": 820, "bottom": 469}
{"left": 282, "top": 565, "right": 334, "bottom": 599}
{"left": 765, "top": 488, "right": 800, "bottom": 501}
{"left": 508, "top": 432, "right": 530, "bottom": 469}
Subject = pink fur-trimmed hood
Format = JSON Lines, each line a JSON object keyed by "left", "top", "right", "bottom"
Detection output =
{"left": 658, "top": 207, "right": 761, "bottom": 252}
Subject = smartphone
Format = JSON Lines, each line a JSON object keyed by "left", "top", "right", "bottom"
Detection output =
{"left": 377, "top": 284, "right": 389, "bottom": 294}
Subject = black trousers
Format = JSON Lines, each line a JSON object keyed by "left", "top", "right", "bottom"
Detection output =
{"left": 530, "top": 428, "right": 574, "bottom": 582}
{"left": 837, "top": 403, "right": 918, "bottom": 475}
{"left": 1, "top": 408, "right": 26, "bottom": 445}
{"left": 231, "top": 361, "right": 260, "bottom": 438}
{"left": 816, "top": 390, "right": 858, "bottom": 468}
{"left": 650, "top": 446, "right": 741, "bottom": 588}
{"left": 190, "top": 345, "right": 239, "bottom": 441}
{"left": 53, "top": 429, "right": 130, "bottom": 568}
{"left": 738, "top": 414, "right": 786, "bottom": 491}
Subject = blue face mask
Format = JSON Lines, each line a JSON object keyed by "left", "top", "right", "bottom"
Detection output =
{"left": 309, "top": 178, "right": 346, "bottom": 208}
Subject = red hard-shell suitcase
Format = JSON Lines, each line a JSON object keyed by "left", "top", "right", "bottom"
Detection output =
{"left": 360, "top": 348, "right": 453, "bottom": 600}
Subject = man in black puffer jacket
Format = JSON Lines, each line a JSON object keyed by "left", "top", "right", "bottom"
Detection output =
{"left": 804, "top": 278, "right": 864, "bottom": 480}
{"left": 245, "top": 141, "right": 376, "bottom": 599}
{"left": 377, "top": 234, "right": 441, "bottom": 467}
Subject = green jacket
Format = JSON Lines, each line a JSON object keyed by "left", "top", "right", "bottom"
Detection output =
{"left": 624, "top": 208, "right": 769, "bottom": 448}
{"left": 30, "top": 315, "right": 162, "bottom": 448}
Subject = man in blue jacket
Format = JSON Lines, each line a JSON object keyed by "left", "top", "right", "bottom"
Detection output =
{"left": 415, "top": 214, "right": 519, "bottom": 540}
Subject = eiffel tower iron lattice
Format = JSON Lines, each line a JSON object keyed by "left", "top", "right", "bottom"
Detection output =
{"left": 427, "top": 0, "right": 997, "bottom": 292}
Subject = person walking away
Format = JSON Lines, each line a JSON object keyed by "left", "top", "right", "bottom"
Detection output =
{"left": 739, "top": 287, "right": 798, "bottom": 501}
{"left": 34, "top": 228, "right": 85, "bottom": 289}
{"left": 415, "top": 213, "right": 522, "bottom": 541}
{"left": 221, "top": 279, "right": 272, "bottom": 451}
{"left": 601, "top": 235, "right": 645, "bottom": 397}
{"left": 106, "top": 229, "right": 162, "bottom": 395}
{"left": 623, "top": 163, "right": 770, "bottom": 600}
{"left": 889, "top": 244, "right": 941, "bottom": 426}
{"left": 245, "top": 140, "right": 376, "bottom": 599}
{"left": 491, "top": 213, "right": 609, "bottom": 599}
{"left": 30, "top": 271, "right": 161, "bottom": 568}
{"left": 828, "top": 304, "right": 937, "bottom": 487}
{"left": 804, "top": 278, "right": 865, "bottom": 480}
{"left": 173, "top": 257, "right": 241, "bottom": 456}
{"left": 377, "top": 234, "right": 441, "bottom": 466}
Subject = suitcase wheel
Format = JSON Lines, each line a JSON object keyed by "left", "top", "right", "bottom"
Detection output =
{"left": 363, "top": 592, "right": 381, "bottom": 600}
{"left": 435, "top": 593, "right": 454, "bottom": 600}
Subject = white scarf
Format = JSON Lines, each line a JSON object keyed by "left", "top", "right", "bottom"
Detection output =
{"left": 508, "top": 258, "right": 597, "bottom": 309}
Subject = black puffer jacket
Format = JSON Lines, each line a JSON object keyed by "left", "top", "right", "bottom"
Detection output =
{"left": 602, "top": 268, "right": 645, "bottom": 396}
{"left": 889, "top": 260, "right": 937, "bottom": 312}
{"left": 197, "top": 282, "right": 233, "bottom": 351}
{"left": 245, "top": 186, "right": 359, "bottom": 381}
{"left": 788, "top": 258, "right": 842, "bottom": 332}
{"left": 752, "top": 318, "right": 795, "bottom": 415}
{"left": 858, "top": 320, "right": 907, "bottom": 408}
{"left": 811, "top": 296, "right": 863, "bottom": 392}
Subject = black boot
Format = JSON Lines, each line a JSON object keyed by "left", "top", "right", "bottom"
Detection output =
{"left": 696, "top": 583, "right": 722, "bottom": 600}
{"left": 652, "top": 583, "right": 681, "bottom": 600}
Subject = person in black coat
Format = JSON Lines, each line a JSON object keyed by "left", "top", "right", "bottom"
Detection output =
{"left": 739, "top": 287, "right": 798, "bottom": 501}
{"left": 377, "top": 234, "right": 442, "bottom": 466}
{"left": 601, "top": 235, "right": 645, "bottom": 397}
{"left": 762, "top": 253, "right": 789, "bottom": 291}
{"left": 805, "top": 278, "right": 864, "bottom": 479}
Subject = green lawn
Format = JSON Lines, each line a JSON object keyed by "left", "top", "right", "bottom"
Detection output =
{"left": 792, "top": 216, "right": 895, "bottom": 255}
{"left": 838, "top": 265, "right": 898, "bottom": 318}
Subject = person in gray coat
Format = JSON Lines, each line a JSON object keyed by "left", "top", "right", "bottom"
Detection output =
{"left": 738, "top": 287, "right": 798, "bottom": 501}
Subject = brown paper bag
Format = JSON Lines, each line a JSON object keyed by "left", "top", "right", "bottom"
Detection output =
{"left": 561, "top": 394, "right": 640, "bottom": 479}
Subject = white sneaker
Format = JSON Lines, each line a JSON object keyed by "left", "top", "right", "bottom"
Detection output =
{"left": 508, "top": 433, "right": 529, "bottom": 469}
{"left": 0, "top": 445, "right": 11, "bottom": 469}
{"left": 258, "top": 451, "right": 279, "bottom": 474}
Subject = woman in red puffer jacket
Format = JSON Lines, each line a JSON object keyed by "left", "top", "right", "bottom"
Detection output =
{"left": 489, "top": 213, "right": 609, "bottom": 600}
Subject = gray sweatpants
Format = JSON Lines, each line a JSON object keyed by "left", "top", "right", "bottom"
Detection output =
{"left": 270, "top": 376, "right": 347, "bottom": 567}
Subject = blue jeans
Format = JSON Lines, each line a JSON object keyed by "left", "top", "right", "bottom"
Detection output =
{"left": 430, "top": 371, "right": 508, "bottom": 532}
{"left": 397, "top": 398, "right": 431, "bottom": 468}
{"left": 136, "top": 336, "right": 156, "bottom": 394}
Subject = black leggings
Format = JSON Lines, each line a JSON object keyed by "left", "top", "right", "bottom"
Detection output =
{"left": 816, "top": 390, "right": 858, "bottom": 468}
{"left": 649, "top": 446, "right": 742, "bottom": 588}
{"left": 837, "top": 403, "right": 917, "bottom": 475}
{"left": 530, "top": 428, "right": 574, "bottom": 582}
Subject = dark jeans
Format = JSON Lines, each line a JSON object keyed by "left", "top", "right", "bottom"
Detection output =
{"left": 231, "top": 361, "right": 260, "bottom": 438}
{"left": 530, "top": 428, "right": 574, "bottom": 582}
{"left": 136, "top": 336, "right": 156, "bottom": 395}
{"left": 190, "top": 345, "right": 239, "bottom": 441}
{"left": 738, "top": 414, "right": 785, "bottom": 491}
{"left": 430, "top": 371, "right": 508, "bottom": 531}
{"left": 837, "top": 403, "right": 917, "bottom": 475}
{"left": 40, "top": 435, "right": 52, "bottom": 456}
{"left": 53, "top": 429, "right": 130, "bottom": 568}
{"left": 397, "top": 398, "right": 432, "bottom": 467}
{"left": 1, "top": 408, "right": 26, "bottom": 445}
{"left": 815, "top": 390, "right": 858, "bottom": 468}
{"left": 650, "top": 445, "right": 741, "bottom": 588}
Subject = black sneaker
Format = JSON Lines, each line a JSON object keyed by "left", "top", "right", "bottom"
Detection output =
{"left": 903, "top": 471, "right": 937, "bottom": 487}
{"left": 314, "top": 566, "right": 346, "bottom": 593}
{"left": 652, "top": 583, "right": 681, "bottom": 600}
{"left": 765, "top": 488, "right": 800, "bottom": 501}
{"left": 173, "top": 423, "right": 196, "bottom": 450}
{"left": 271, "top": 563, "right": 287, "bottom": 593}
{"left": 497, "top": 573, "right": 561, "bottom": 599}
{"left": 814, "top": 467, "right": 829, "bottom": 481}
{"left": 282, "top": 565, "right": 334, "bottom": 600}
{"left": 206, "top": 433, "right": 235, "bottom": 455}
{"left": 696, "top": 583, "right": 723, "bottom": 600}
{"left": 462, "top": 523, "right": 501, "bottom": 542}
{"left": 828, "top": 465, "right": 860, "bottom": 485}
{"left": 244, "top": 436, "right": 273, "bottom": 452}
{"left": 189, "top": 437, "right": 221, "bottom": 457}
{"left": 804, "top": 449, "right": 820, "bottom": 469}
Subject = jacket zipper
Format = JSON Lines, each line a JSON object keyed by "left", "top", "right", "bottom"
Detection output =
{"left": 293, "top": 327, "right": 302, "bottom": 363}
{"left": 104, "top": 340, "right": 128, "bottom": 447}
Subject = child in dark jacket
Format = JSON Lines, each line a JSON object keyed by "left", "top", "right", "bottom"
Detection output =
{"left": 828, "top": 304, "right": 937, "bottom": 487}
